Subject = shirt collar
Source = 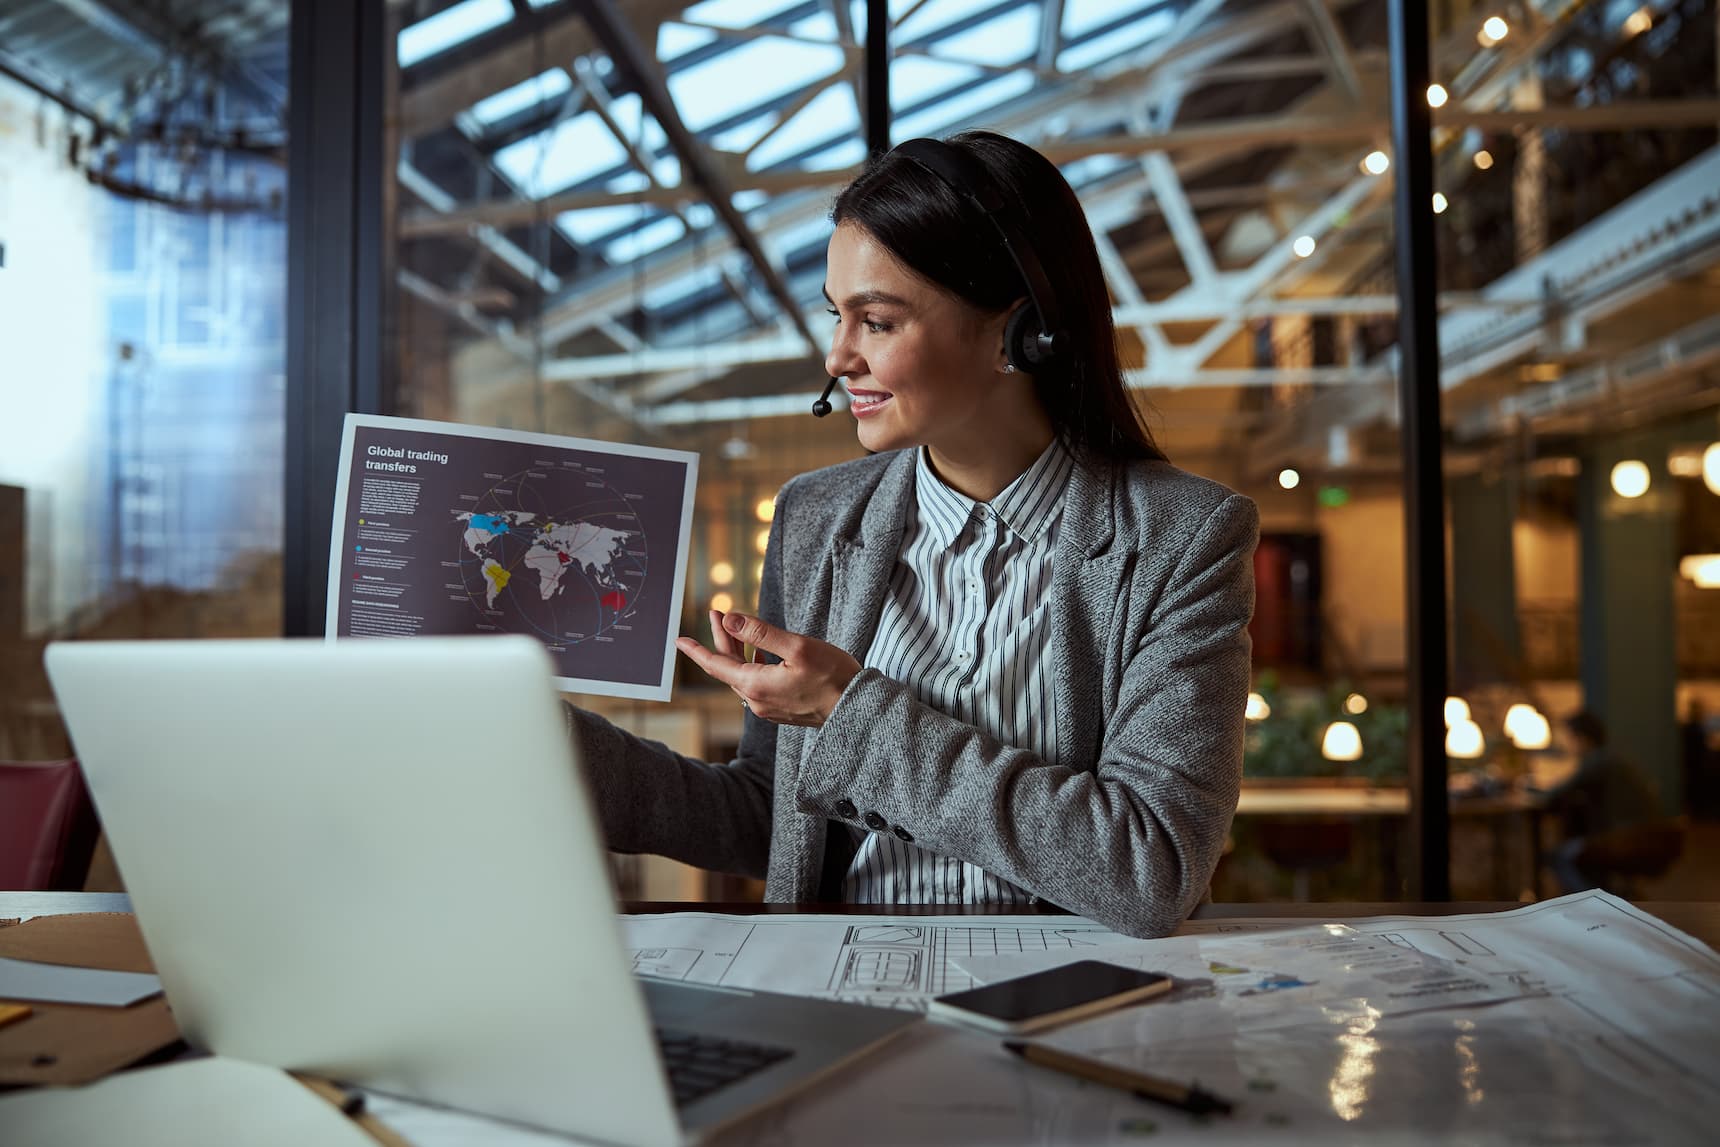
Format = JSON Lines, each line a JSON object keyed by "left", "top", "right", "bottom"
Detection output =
{"left": 913, "top": 440, "right": 1073, "bottom": 547}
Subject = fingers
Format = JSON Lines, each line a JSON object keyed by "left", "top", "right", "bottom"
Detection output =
{"left": 709, "top": 609, "right": 741, "bottom": 660}
{"left": 720, "top": 612, "right": 801, "bottom": 660}
{"left": 675, "top": 636, "right": 766, "bottom": 694}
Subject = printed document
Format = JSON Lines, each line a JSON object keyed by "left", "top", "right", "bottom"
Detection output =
{"left": 326, "top": 414, "right": 697, "bottom": 700}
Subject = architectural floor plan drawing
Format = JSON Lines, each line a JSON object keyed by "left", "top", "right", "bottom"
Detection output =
{"left": 617, "top": 913, "right": 1117, "bottom": 1010}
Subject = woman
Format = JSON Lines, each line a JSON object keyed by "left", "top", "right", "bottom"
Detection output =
{"left": 567, "top": 131, "right": 1256, "bottom": 938}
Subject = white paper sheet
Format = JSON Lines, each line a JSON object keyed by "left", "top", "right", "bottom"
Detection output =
{"left": 0, "top": 1057, "right": 377, "bottom": 1147}
{"left": 0, "top": 954, "right": 161, "bottom": 1006}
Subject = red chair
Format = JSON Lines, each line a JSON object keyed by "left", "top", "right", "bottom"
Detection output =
{"left": 0, "top": 759, "right": 100, "bottom": 890}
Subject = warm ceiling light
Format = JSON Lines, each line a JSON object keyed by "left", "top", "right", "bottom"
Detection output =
{"left": 1503, "top": 703, "right": 1538, "bottom": 739}
{"left": 755, "top": 527, "right": 772, "bottom": 554}
{"left": 1432, "top": 192, "right": 1449, "bottom": 214}
{"left": 1510, "top": 710, "right": 1552, "bottom": 751}
{"left": 1246, "top": 692, "right": 1271, "bottom": 721}
{"left": 1474, "top": 149, "right": 1494, "bottom": 170}
{"left": 1293, "top": 234, "right": 1317, "bottom": 258}
{"left": 1623, "top": 7, "right": 1652, "bottom": 35}
{"left": 710, "top": 591, "right": 734, "bottom": 614}
{"left": 1362, "top": 150, "right": 1390, "bottom": 175}
{"left": 1427, "top": 83, "right": 1449, "bottom": 108}
{"left": 755, "top": 497, "right": 775, "bottom": 522}
{"left": 1446, "top": 719, "right": 1485, "bottom": 759}
{"left": 1278, "top": 468, "right": 1301, "bottom": 490}
{"left": 1611, "top": 460, "right": 1651, "bottom": 499}
{"left": 1704, "top": 442, "right": 1720, "bottom": 495}
{"left": 1322, "top": 721, "right": 1363, "bottom": 762}
{"left": 1680, "top": 555, "right": 1720, "bottom": 589}
{"left": 1344, "top": 692, "right": 1368, "bottom": 715}
{"left": 1445, "top": 696, "right": 1470, "bottom": 727}
{"left": 710, "top": 560, "right": 734, "bottom": 586}
{"left": 1479, "top": 16, "right": 1509, "bottom": 45}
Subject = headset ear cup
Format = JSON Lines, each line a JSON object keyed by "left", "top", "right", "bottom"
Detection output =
{"left": 1003, "top": 303, "right": 1042, "bottom": 373}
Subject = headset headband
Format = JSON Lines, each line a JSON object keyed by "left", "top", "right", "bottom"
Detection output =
{"left": 890, "top": 138, "right": 1063, "bottom": 369}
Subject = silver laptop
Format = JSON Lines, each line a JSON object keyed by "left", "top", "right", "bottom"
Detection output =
{"left": 46, "top": 636, "right": 917, "bottom": 1147}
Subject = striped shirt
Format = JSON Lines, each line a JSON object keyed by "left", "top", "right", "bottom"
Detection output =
{"left": 842, "top": 440, "right": 1074, "bottom": 905}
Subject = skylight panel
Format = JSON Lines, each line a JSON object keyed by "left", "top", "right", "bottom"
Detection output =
{"left": 1058, "top": 7, "right": 1176, "bottom": 71}
{"left": 659, "top": 22, "right": 720, "bottom": 61}
{"left": 1063, "top": 0, "right": 1157, "bottom": 39}
{"left": 733, "top": 189, "right": 770, "bottom": 211}
{"left": 1060, "top": 154, "right": 1129, "bottom": 188}
{"left": 800, "top": 137, "right": 867, "bottom": 171}
{"left": 557, "top": 205, "right": 651, "bottom": 245}
{"left": 891, "top": 56, "right": 982, "bottom": 109}
{"left": 769, "top": 214, "right": 835, "bottom": 261}
{"left": 684, "top": 0, "right": 800, "bottom": 28}
{"left": 398, "top": 0, "right": 512, "bottom": 67}
{"left": 646, "top": 264, "right": 725, "bottom": 311}
{"left": 604, "top": 216, "right": 687, "bottom": 263}
{"left": 668, "top": 38, "right": 846, "bottom": 132}
{"left": 891, "top": 69, "right": 1033, "bottom": 139}
{"left": 495, "top": 111, "right": 628, "bottom": 198}
{"left": 468, "top": 68, "right": 573, "bottom": 127}
{"left": 894, "top": 0, "right": 994, "bottom": 44}
{"left": 930, "top": 4, "right": 1040, "bottom": 66}
{"left": 711, "top": 111, "right": 780, "bottom": 153}
{"left": 788, "top": 10, "right": 839, "bottom": 40}
{"left": 747, "top": 85, "right": 859, "bottom": 170}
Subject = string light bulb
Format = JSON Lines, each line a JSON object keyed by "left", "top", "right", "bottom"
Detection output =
{"left": 1322, "top": 721, "right": 1363, "bottom": 762}
{"left": 1447, "top": 719, "right": 1485, "bottom": 759}
{"left": 1246, "top": 692, "right": 1271, "bottom": 721}
{"left": 1444, "top": 696, "right": 1471, "bottom": 727}
{"left": 1611, "top": 460, "right": 1650, "bottom": 498}
{"left": 1427, "top": 83, "right": 1449, "bottom": 108}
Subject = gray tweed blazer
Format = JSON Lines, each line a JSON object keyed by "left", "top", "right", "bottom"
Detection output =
{"left": 566, "top": 447, "right": 1257, "bottom": 938}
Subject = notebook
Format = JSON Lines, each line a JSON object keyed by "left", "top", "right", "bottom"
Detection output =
{"left": 47, "top": 636, "right": 917, "bottom": 1147}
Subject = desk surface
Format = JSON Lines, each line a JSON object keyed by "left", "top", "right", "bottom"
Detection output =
{"left": 6, "top": 892, "right": 1715, "bottom": 952}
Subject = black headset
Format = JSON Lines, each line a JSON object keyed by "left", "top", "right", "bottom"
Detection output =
{"left": 812, "top": 137, "right": 1064, "bottom": 417}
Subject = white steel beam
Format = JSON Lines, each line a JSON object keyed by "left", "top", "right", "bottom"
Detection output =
{"left": 542, "top": 334, "right": 811, "bottom": 382}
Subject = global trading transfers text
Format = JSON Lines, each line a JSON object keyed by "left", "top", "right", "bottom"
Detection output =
{"left": 363, "top": 444, "right": 451, "bottom": 474}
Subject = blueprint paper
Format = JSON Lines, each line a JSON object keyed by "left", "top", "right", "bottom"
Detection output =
{"left": 618, "top": 912, "right": 1119, "bottom": 1009}
{"left": 326, "top": 414, "right": 698, "bottom": 701}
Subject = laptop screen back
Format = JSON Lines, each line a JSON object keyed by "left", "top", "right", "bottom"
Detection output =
{"left": 46, "top": 635, "right": 682, "bottom": 1147}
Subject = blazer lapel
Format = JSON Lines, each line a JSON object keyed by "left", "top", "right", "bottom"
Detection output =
{"left": 1051, "top": 460, "right": 1128, "bottom": 766}
{"left": 826, "top": 450, "right": 915, "bottom": 660}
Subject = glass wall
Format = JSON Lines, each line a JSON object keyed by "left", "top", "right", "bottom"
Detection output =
{"left": 382, "top": 0, "right": 1716, "bottom": 902}
{"left": 0, "top": 2, "right": 289, "bottom": 781}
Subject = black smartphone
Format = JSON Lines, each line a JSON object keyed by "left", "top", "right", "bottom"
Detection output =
{"left": 926, "top": 960, "right": 1173, "bottom": 1034}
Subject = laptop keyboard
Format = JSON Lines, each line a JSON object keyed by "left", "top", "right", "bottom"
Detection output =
{"left": 655, "top": 1027, "right": 795, "bottom": 1106}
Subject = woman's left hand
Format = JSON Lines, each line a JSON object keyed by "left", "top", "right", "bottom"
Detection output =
{"left": 676, "top": 610, "right": 861, "bottom": 728}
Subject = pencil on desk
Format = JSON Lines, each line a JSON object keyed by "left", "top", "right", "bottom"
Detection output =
{"left": 1003, "top": 1041, "right": 1235, "bottom": 1116}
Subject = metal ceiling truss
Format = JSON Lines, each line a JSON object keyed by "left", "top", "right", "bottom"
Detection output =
{"left": 395, "top": 0, "right": 1708, "bottom": 424}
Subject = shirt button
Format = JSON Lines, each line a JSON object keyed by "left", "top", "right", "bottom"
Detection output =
{"left": 967, "top": 579, "right": 981, "bottom": 594}
{"left": 955, "top": 650, "right": 972, "bottom": 663}
{"left": 834, "top": 799, "right": 857, "bottom": 819}
{"left": 863, "top": 811, "right": 888, "bottom": 831}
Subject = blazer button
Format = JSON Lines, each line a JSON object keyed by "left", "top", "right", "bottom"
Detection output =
{"left": 863, "top": 811, "right": 887, "bottom": 831}
{"left": 834, "top": 799, "right": 857, "bottom": 819}
{"left": 892, "top": 825, "right": 914, "bottom": 842}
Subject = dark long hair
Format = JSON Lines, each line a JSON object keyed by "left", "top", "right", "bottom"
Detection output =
{"left": 831, "top": 130, "right": 1164, "bottom": 464}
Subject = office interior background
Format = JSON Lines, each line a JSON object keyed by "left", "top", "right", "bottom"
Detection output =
{"left": 1, "top": 0, "right": 1717, "bottom": 905}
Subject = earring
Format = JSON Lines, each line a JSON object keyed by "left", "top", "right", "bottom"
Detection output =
{"left": 1002, "top": 363, "right": 1018, "bottom": 374}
